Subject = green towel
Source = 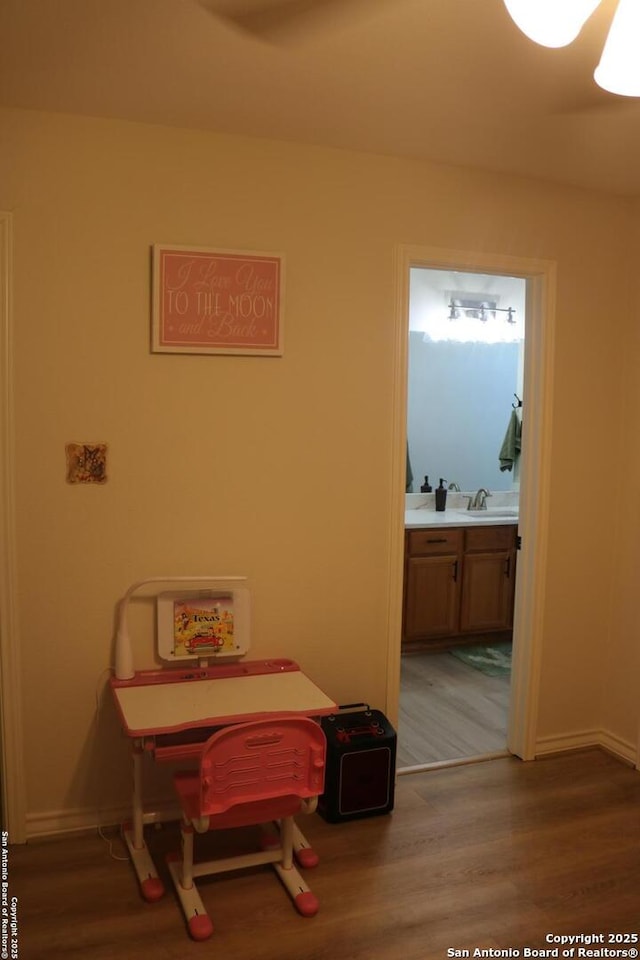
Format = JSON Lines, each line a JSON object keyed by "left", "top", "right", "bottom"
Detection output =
{"left": 499, "top": 409, "right": 521, "bottom": 472}
{"left": 406, "top": 442, "right": 414, "bottom": 492}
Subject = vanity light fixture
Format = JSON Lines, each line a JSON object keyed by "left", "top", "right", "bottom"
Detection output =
{"left": 503, "top": 0, "right": 640, "bottom": 97}
{"left": 447, "top": 298, "right": 516, "bottom": 325}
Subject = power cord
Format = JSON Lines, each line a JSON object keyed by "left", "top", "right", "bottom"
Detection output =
{"left": 94, "top": 668, "right": 129, "bottom": 862}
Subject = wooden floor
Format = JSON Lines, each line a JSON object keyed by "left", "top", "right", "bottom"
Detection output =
{"left": 9, "top": 749, "right": 640, "bottom": 959}
{"left": 398, "top": 651, "right": 510, "bottom": 767}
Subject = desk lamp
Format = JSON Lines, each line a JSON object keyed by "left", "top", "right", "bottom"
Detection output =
{"left": 114, "top": 575, "right": 248, "bottom": 680}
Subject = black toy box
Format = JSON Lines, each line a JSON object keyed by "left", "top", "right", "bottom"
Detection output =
{"left": 318, "top": 704, "right": 397, "bottom": 823}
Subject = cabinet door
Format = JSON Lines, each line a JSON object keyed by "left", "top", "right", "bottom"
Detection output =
{"left": 404, "top": 554, "right": 460, "bottom": 640}
{"left": 459, "top": 550, "right": 515, "bottom": 633}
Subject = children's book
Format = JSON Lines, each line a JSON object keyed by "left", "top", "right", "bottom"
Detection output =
{"left": 157, "top": 588, "right": 250, "bottom": 662}
{"left": 172, "top": 595, "right": 234, "bottom": 657}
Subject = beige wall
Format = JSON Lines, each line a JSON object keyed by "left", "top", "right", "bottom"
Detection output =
{"left": 1, "top": 106, "right": 637, "bottom": 832}
{"left": 601, "top": 207, "right": 640, "bottom": 755}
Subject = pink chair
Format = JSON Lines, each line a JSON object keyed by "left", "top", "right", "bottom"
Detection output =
{"left": 166, "top": 714, "right": 327, "bottom": 940}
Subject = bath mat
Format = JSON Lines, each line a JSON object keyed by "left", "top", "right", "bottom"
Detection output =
{"left": 449, "top": 641, "right": 512, "bottom": 677}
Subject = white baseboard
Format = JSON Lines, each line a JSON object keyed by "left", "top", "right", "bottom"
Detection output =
{"left": 26, "top": 798, "right": 181, "bottom": 841}
{"left": 535, "top": 728, "right": 636, "bottom": 766}
{"left": 598, "top": 729, "right": 636, "bottom": 765}
{"left": 26, "top": 727, "right": 638, "bottom": 840}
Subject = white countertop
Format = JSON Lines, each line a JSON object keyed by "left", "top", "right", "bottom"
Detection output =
{"left": 405, "top": 508, "right": 518, "bottom": 529}
{"left": 405, "top": 492, "right": 519, "bottom": 529}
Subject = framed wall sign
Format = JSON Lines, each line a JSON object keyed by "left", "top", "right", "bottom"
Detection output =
{"left": 152, "top": 245, "right": 284, "bottom": 356}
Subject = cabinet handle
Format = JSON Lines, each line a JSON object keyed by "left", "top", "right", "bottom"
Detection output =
{"left": 426, "top": 537, "right": 447, "bottom": 544}
{"left": 452, "top": 559, "right": 458, "bottom": 582}
{"left": 504, "top": 557, "right": 511, "bottom": 578}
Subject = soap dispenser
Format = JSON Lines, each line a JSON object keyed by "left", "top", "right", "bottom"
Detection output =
{"left": 435, "top": 478, "right": 447, "bottom": 512}
{"left": 420, "top": 476, "right": 432, "bottom": 493}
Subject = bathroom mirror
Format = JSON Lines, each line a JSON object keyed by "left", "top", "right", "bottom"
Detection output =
{"left": 407, "top": 268, "right": 526, "bottom": 494}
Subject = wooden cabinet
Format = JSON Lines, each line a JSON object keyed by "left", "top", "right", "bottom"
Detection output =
{"left": 404, "top": 529, "right": 463, "bottom": 640}
{"left": 459, "top": 526, "right": 517, "bottom": 634}
{"left": 402, "top": 523, "right": 517, "bottom": 651}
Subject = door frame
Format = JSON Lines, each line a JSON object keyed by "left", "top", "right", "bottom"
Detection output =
{"left": 0, "top": 211, "right": 26, "bottom": 840}
{"left": 386, "top": 244, "right": 556, "bottom": 762}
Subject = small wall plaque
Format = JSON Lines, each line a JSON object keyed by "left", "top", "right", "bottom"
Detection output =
{"left": 65, "top": 443, "right": 108, "bottom": 484}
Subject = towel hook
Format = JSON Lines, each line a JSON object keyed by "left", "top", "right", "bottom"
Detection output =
{"left": 512, "top": 393, "right": 522, "bottom": 409}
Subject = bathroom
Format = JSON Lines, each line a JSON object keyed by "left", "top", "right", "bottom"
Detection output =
{"left": 400, "top": 266, "right": 526, "bottom": 768}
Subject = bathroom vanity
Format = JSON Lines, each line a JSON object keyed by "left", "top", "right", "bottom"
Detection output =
{"left": 403, "top": 509, "right": 518, "bottom": 653}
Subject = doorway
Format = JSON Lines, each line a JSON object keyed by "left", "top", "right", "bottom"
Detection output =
{"left": 385, "top": 244, "right": 556, "bottom": 769}
{"left": 0, "top": 210, "right": 26, "bottom": 840}
{"left": 399, "top": 266, "right": 525, "bottom": 767}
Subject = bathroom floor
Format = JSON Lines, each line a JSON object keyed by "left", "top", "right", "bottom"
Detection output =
{"left": 397, "top": 650, "right": 511, "bottom": 767}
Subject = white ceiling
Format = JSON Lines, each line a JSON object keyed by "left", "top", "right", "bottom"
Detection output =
{"left": 3, "top": 0, "right": 640, "bottom": 196}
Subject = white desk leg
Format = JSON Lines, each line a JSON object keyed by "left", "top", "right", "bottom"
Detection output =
{"left": 261, "top": 820, "right": 319, "bottom": 869}
{"left": 123, "top": 740, "right": 164, "bottom": 902}
{"left": 292, "top": 821, "right": 320, "bottom": 869}
{"left": 265, "top": 819, "right": 320, "bottom": 868}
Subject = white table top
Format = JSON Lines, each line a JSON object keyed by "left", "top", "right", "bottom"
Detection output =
{"left": 112, "top": 669, "right": 336, "bottom": 737}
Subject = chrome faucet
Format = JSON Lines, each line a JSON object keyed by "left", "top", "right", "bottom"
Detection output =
{"left": 465, "top": 487, "right": 492, "bottom": 511}
{"left": 448, "top": 481, "right": 461, "bottom": 492}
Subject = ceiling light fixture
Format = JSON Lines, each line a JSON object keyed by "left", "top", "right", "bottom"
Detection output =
{"left": 503, "top": 0, "right": 601, "bottom": 48}
{"left": 594, "top": 0, "right": 640, "bottom": 96}
{"left": 503, "top": 0, "right": 640, "bottom": 97}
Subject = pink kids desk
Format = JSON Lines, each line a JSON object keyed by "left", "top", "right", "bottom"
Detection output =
{"left": 109, "top": 576, "right": 336, "bottom": 901}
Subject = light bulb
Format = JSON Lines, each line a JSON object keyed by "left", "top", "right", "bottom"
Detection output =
{"left": 503, "top": 0, "right": 602, "bottom": 48}
{"left": 594, "top": 0, "right": 640, "bottom": 96}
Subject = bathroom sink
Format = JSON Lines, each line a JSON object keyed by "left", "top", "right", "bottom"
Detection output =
{"left": 456, "top": 509, "right": 518, "bottom": 519}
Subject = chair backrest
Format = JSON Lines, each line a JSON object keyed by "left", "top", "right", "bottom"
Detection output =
{"left": 198, "top": 715, "right": 326, "bottom": 817}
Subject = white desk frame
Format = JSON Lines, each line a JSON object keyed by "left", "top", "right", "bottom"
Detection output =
{"left": 110, "top": 659, "right": 336, "bottom": 901}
